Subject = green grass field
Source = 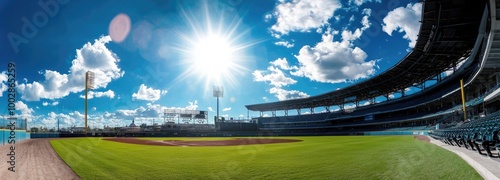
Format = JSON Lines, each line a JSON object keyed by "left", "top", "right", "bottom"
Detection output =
{"left": 50, "top": 136, "right": 481, "bottom": 179}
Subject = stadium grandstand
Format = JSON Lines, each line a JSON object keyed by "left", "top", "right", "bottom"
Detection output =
{"left": 237, "top": 0, "right": 500, "bottom": 136}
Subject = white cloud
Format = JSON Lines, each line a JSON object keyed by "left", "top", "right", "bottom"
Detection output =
{"left": 222, "top": 107, "right": 231, "bottom": 112}
{"left": 15, "top": 101, "right": 34, "bottom": 116}
{"left": 316, "top": 28, "right": 323, "bottom": 34}
{"left": 69, "top": 111, "right": 85, "bottom": 119}
{"left": 444, "top": 60, "right": 466, "bottom": 76}
{"left": 132, "top": 84, "right": 166, "bottom": 101}
{"left": 268, "top": 0, "right": 341, "bottom": 36}
{"left": 348, "top": 15, "right": 355, "bottom": 23}
{"left": 79, "top": 90, "right": 115, "bottom": 99}
{"left": 185, "top": 100, "right": 198, "bottom": 110}
{"left": 27, "top": 110, "right": 137, "bottom": 129}
{"left": 349, "top": 0, "right": 381, "bottom": 6}
{"left": 0, "top": 71, "right": 8, "bottom": 97}
{"left": 274, "top": 41, "right": 294, "bottom": 48}
{"left": 264, "top": 14, "right": 273, "bottom": 21}
{"left": 289, "top": 9, "right": 375, "bottom": 84}
{"left": 17, "top": 36, "right": 124, "bottom": 101}
{"left": 113, "top": 101, "right": 199, "bottom": 120}
{"left": 29, "top": 111, "right": 85, "bottom": 129}
{"left": 382, "top": 3, "right": 422, "bottom": 48}
{"left": 270, "top": 58, "right": 298, "bottom": 70}
{"left": 92, "top": 107, "right": 97, "bottom": 111}
{"left": 253, "top": 58, "right": 308, "bottom": 102}
{"left": 361, "top": 8, "right": 371, "bottom": 29}
{"left": 291, "top": 31, "right": 378, "bottom": 83}
{"left": 39, "top": 116, "right": 57, "bottom": 129}
{"left": 207, "top": 107, "right": 214, "bottom": 112}
{"left": 253, "top": 66, "right": 297, "bottom": 87}
{"left": 341, "top": 9, "right": 371, "bottom": 42}
{"left": 42, "top": 101, "right": 59, "bottom": 106}
{"left": 115, "top": 105, "right": 159, "bottom": 119}
{"left": 270, "top": 87, "right": 309, "bottom": 101}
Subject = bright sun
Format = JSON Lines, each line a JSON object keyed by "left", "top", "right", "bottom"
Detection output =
{"left": 192, "top": 34, "right": 235, "bottom": 82}
{"left": 175, "top": 1, "right": 260, "bottom": 95}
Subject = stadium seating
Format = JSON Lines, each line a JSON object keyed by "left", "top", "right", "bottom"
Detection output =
{"left": 496, "top": 129, "right": 500, "bottom": 157}
{"left": 430, "top": 112, "right": 500, "bottom": 158}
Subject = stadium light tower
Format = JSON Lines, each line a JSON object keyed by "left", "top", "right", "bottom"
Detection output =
{"left": 85, "top": 71, "right": 95, "bottom": 134}
{"left": 213, "top": 86, "right": 223, "bottom": 122}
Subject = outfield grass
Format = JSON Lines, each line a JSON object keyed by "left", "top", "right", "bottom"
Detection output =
{"left": 50, "top": 136, "right": 481, "bottom": 179}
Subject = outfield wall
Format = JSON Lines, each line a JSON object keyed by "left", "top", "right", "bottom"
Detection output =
{"left": 0, "top": 129, "right": 30, "bottom": 146}
{"left": 364, "top": 131, "right": 429, "bottom": 136}
{"left": 31, "top": 132, "right": 60, "bottom": 138}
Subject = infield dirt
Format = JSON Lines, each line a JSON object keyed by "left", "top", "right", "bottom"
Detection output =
{"left": 104, "top": 137, "right": 302, "bottom": 146}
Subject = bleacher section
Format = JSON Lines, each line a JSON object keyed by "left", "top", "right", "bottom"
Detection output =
{"left": 218, "top": 122, "right": 257, "bottom": 131}
{"left": 255, "top": 67, "right": 471, "bottom": 131}
{"left": 255, "top": 91, "right": 497, "bottom": 134}
{"left": 253, "top": 77, "right": 500, "bottom": 134}
{"left": 430, "top": 112, "right": 500, "bottom": 158}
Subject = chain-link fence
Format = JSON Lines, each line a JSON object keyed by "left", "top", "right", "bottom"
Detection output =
{"left": 0, "top": 117, "right": 27, "bottom": 130}
{"left": 0, "top": 118, "right": 30, "bottom": 146}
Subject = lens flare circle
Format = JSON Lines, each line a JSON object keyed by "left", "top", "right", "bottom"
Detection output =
{"left": 109, "top": 13, "right": 131, "bottom": 43}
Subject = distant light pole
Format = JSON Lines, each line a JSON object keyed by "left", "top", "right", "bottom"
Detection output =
{"left": 85, "top": 71, "right": 95, "bottom": 134}
{"left": 213, "top": 86, "right": 223, "bottom": 123}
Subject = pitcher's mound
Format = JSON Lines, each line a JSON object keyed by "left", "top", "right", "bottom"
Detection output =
{"left": 104, "top": 138, "right": 302, "bottom": 146}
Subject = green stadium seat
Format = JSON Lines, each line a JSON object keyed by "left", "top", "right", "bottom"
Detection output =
{"left": 474, "top": 127, "right": 491, "bottom": 156}
{"left": 464, "top": 129, "right": 477, "bottom": 151}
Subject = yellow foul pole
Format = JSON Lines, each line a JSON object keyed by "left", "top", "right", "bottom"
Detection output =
{"left": 460, "top": 79, "right": 467, "bottom": 122}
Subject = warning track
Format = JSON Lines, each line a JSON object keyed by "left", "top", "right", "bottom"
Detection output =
{"left": 0, "top": 139, "right": 79, "bottom": 179}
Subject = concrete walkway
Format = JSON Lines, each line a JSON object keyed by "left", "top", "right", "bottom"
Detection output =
{"left": 429, "top": 137, "right": 500, "bottom": 180}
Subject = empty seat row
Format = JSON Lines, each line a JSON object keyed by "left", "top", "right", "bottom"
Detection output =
{"left": 430, "top": 112, "right": 500, "bottom": 158}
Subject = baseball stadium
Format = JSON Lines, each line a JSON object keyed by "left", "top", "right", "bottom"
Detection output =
{"left": 1, "top": 0, "right": 500, "bottom": 179}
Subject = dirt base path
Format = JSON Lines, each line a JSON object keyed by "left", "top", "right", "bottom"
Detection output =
{"left": 0, "top": 139, "right": 79, "bottom": 179}
{"left": 105, "top": 138, "right": 302, "bottom": 146}
{"left": 414, "top": 135, "right": 431, "bottom": 143}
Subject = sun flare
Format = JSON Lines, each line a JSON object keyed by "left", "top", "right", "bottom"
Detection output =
{"left": 192, "top": 34, "right": 235, "bottom": 81}
{"left": 175, "top": 2, "right": 260, "bottom": 95}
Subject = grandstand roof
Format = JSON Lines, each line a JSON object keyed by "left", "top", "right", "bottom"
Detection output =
{"left": 246, "top": 0, "right": 487, "bottom": 112}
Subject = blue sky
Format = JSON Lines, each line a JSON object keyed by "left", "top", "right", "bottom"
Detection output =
{"left": 0, "top": 0, "right": 421, "bottom": 129}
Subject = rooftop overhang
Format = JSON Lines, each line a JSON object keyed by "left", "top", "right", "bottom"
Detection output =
{"left": 246, "top": 0, "right": 487, "bottom": 112}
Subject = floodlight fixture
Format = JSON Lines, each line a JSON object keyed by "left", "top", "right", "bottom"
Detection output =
{"left": 213, "top": 86, "right": 223, "bottom": 123}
